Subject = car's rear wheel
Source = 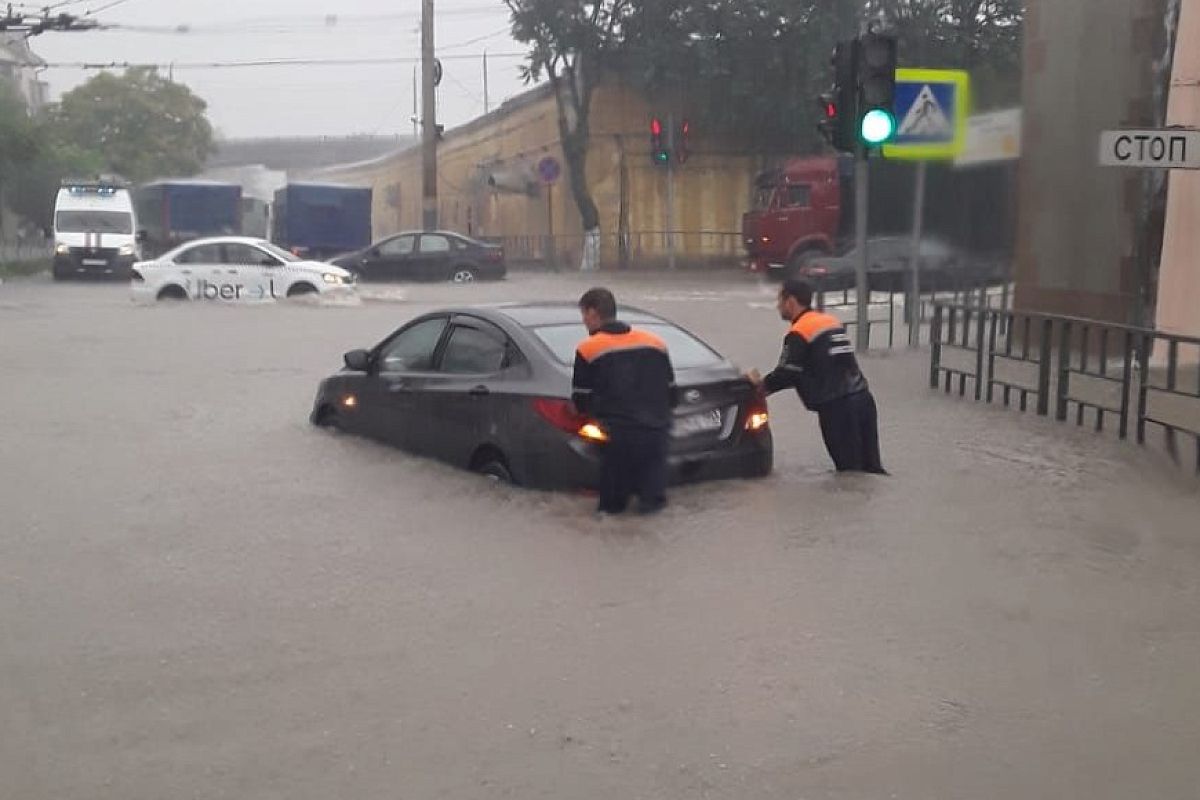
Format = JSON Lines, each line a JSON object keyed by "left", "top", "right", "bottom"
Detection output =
{"left": 451, "top": 267, "right": 477, "bottom": 284}
{"left": 156, "top": 285, "right": 188, "bottom": 301}
{"left": 471, "top": 448, "right": 514, "bottom": 484}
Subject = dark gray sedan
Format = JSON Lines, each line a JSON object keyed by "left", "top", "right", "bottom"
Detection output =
{"left": 794, "top": 237, "right": 1005, "bottom": 294}
{"left": 329, "top": 230, "right": 506, "bottom": 283}
{"left": 310, "top": 303, "right": 773, "bottom": 489}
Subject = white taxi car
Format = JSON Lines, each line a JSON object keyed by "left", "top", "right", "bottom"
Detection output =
{"left": 131, "top": 237, "right": 356, "bottom": 303}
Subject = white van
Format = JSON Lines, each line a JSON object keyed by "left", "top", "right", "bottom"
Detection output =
{"left": 52, "top": 177, "right": 141, "bottom": 280}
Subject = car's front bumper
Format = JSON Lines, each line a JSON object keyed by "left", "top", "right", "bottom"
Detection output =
{"left": 54, "top": 252, "right": 136, "bottom": 279}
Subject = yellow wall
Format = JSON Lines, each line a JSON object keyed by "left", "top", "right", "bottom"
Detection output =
{"left": 310, "top": 83, "right": 764, "bottom": 268}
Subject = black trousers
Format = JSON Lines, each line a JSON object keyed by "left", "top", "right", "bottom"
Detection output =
{"left": 598, "top": 425, "right": 669, "bottom": 514}
{"left": 816, "top": 390, "right": 886, "bottom": 474}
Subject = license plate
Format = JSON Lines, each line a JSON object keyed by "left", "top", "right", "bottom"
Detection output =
{"left": 672, "top": 409, "right": 722, "bottom": 438}
{"left": 82, "top": 258, "right": 107, "bottom": 266}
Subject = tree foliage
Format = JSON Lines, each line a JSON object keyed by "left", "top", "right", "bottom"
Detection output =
{"left": 621, "top": 0, "right": 1022, "bottom": 156}
{"left": 0, "top": 81, "right": 41, "bottom": 188}
{"left": 51, "top": 67, "right": 214, "bottom": 183}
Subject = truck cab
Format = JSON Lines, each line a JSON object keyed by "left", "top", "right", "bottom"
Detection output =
{"left": 742, "top": 155, "right": 845, "bottom": 278}
{"left": 52, "top": 178, "right": 141, "bottom": 280}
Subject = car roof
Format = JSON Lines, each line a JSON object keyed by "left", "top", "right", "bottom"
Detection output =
{"left": 174, "top": 236, "right": 274, "bottom": 248}
{"left": 447, "top": 302, "right": 669, "bottom": 328}
{"left": 382, "top": 230, "right": 491, "bottom": 241}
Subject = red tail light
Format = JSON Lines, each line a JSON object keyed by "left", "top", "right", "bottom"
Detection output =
{"left": 532, "top": 398, "right": 608, "bottom": 442}
{"left": 744, "top": 387, "right": 769, "bottom": 432}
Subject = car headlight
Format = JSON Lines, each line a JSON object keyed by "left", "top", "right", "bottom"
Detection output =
{"left": 119, "top": 244, "right": 135, "bottom": 256}
{"left": 55, "top": 243, "right": 70, "bottom": 255}
{"left": 322, "top": 273, "right": 346, "bottom": 285}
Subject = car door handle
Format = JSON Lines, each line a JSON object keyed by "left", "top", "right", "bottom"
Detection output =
{"left": 387, "top": 382, "right": 411, "bottom": 394}
{"left": 226, "top": 269, "right": 238, "bottom": 274}
{"left": 468, "top": 385, "right": 489, "bottom": 397}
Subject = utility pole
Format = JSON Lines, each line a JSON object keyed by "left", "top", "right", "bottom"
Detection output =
{"left": 483, "top": 50, "right": 490, "bottom": 114}
{"left": 411, "top": 65, "right": 419, "bottom": 139}
{"left": 421, "top": 0, "right": 438, "bottom": 231}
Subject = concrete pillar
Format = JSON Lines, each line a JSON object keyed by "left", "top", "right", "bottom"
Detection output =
{"left": 1015, "top": 0, "right": 1169, "bottom": 324}
{"left": 1156, "top": 0, "right": 1200, "bottom": 341}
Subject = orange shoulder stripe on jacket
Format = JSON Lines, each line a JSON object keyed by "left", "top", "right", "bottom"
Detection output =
{"left": 789, "top": 311, "right": 844, "bottom": 342}
{"left": 576, "top": 328, "right": 668, "bottom": 362}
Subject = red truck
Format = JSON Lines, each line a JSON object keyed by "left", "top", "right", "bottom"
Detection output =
{"left": 742, "top": 155, "right": 851, "bottom": 279}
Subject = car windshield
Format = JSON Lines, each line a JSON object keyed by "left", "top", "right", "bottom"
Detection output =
{"left": 531, "top": 322, "right": 723, "bottom": 370}
{"left": 55, "top": 210, "right": 133, "bottom": 234}
{"left": 751, "top": 186, "right": 776, "bottom": 210}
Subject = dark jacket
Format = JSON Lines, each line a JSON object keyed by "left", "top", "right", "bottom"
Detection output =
{"left": 762, "top": 309, "right": 868, "bottom": 410}
{"left": 572, "top": 321, "right": 678, "bottom": 431}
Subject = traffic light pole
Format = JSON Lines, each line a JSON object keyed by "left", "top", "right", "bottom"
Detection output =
{"left": 854, "top": 144, "right": 870, "bottom": 352}
{"left": 907, "top": 161, "right": 927, "bottom": 347}
{"left": 666, "top": 112, "right": 677, "bottom": 270}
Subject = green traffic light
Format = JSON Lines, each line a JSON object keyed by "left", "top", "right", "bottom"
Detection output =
{"left": 860, "top": 108, "right": 896, "bottom": 145}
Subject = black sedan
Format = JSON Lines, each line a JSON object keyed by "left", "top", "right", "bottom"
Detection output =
{"left": 329, "top": 230, "right": 506, "bottom": 283}
{"left": 310, "top": 304, "right": 773, "bottom": 489}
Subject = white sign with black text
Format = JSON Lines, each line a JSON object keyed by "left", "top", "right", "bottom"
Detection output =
{"left": 1099, "top": 128, "right": 1200, "bottom": 169}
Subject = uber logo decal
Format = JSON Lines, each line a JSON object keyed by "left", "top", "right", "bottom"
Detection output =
{"left": 195, "top": 279, "right": 282, "bottom": 301}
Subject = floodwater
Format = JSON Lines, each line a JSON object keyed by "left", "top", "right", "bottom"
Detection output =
{"left": 2, "top": 273, "right": 1198, "bottom": 799}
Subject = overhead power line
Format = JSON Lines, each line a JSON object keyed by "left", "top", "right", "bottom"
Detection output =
{"left": 35, "top": 53, "right": 528, "bottom": 70}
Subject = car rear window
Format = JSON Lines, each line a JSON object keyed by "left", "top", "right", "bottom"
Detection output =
{"left": 531, "top": 323, "right": 723, "bottom": 369}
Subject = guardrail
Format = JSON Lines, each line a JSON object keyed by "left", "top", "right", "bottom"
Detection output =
{"left": 479, "top": 231, "right": 745, "bottom": 270}
{"left": 815, "top": 280, "right": 1013, "bottom": 350}
{"left": 930, "top": 302, "right": 1200, "bottom": 473}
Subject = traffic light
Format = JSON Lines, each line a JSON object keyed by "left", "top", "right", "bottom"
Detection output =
{"left": 857, "top": 31, "right": 898, "bottom": 146}
{"left": 650, "top": 116, "right": 669, "bottom": 166}
{"left": 818, "top": 39, "right": 859, "bottom": 153}
{"left": 676, "top": 119, "right": 691, "bottom": 164}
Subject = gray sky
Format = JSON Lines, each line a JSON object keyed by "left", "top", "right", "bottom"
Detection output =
{"left": 29, "top": 0, "right": 535, "bottom": 139}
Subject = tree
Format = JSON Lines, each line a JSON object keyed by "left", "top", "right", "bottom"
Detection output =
{"left": 50, "top": 67, "right": 214, "bottom": 183}
{"left": 6, "top": 140, "right": 105, "bottom": 231}
{"left": 504, "top": 0, "right": 632, "bottom": 271}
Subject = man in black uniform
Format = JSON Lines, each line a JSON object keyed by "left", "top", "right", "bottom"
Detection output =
{"left": 572, "top": 288, "right": 677, "bottom": 515}
{"left": 748, "top": 279, "right": 886, "bottom": 474}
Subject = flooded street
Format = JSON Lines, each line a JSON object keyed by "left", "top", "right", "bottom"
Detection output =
{"left": 3, "top": 273, "right": 1199, "bottom": 799}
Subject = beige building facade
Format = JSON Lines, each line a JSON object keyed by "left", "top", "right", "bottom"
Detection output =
{"left": 307, "top": 83, "right": 766, "bottom": 269}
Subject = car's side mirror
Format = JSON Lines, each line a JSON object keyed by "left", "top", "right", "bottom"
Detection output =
{"left": 261, "top": 258, "right": 279, "bottom": 267}
{"left": 135, "top": 230, "right": 148, "bottom": 243}
{"left": 344, "top": 349, "right": 372, "bottom": 372}
{"left": 368, "top": 248, "right": 381, "bottom": 258}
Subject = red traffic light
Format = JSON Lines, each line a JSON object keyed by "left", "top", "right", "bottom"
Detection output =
{"left": 650, "top": 117, "right": 663, "bottom": 136}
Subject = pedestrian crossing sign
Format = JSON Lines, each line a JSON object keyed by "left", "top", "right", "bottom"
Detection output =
{"left": 882, "top": 68, "right": 971, "bottom": 161}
